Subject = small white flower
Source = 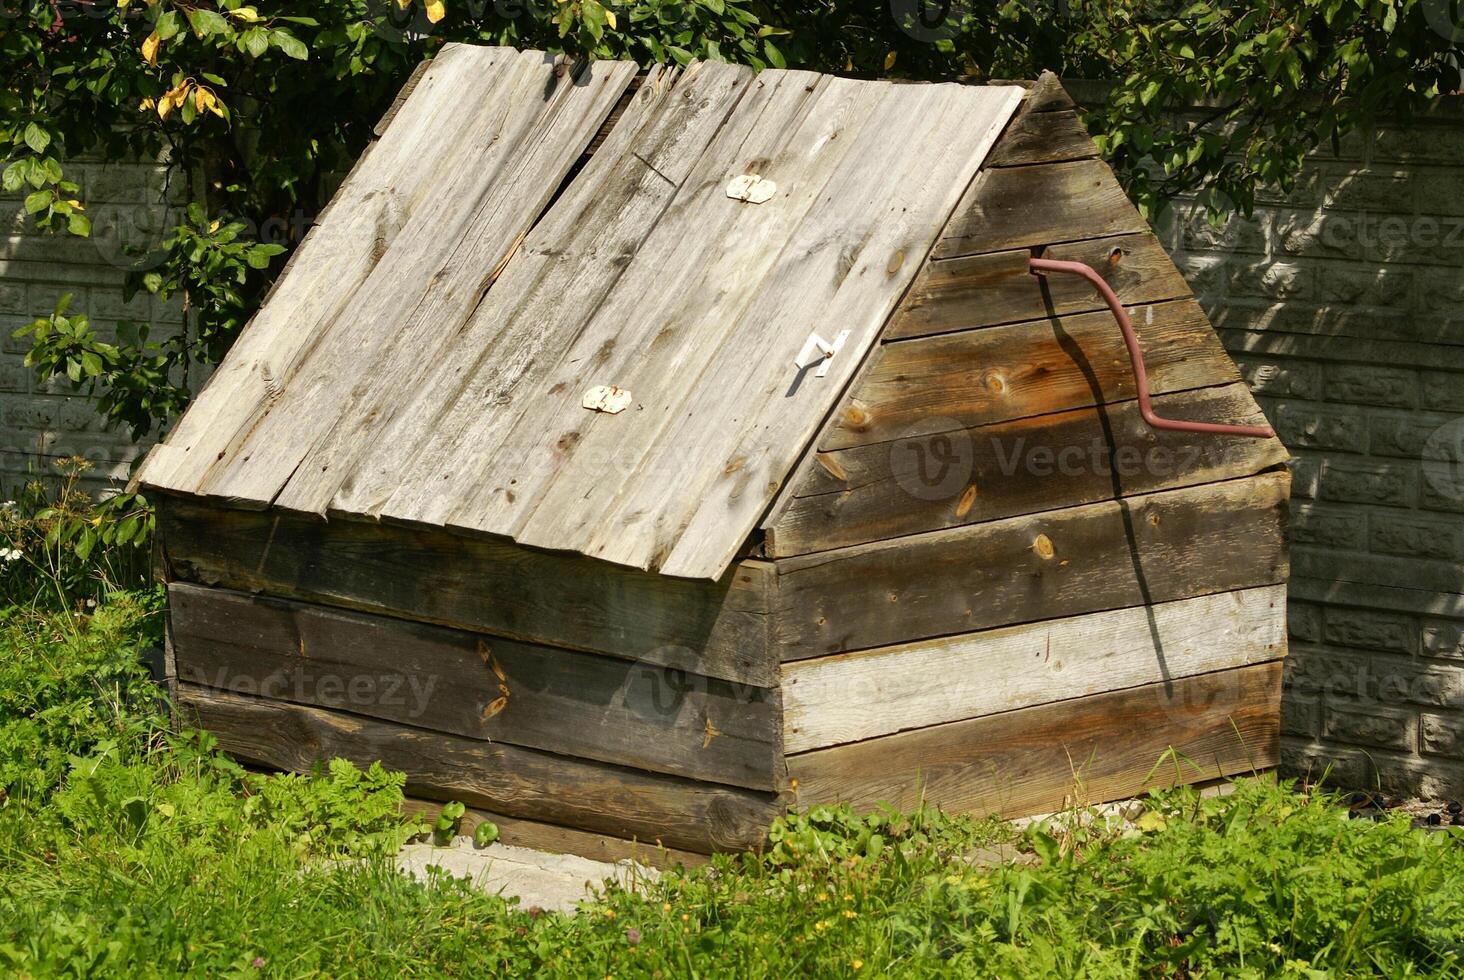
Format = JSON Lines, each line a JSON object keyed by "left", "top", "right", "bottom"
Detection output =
{"left": 0, "top": 547, "right": 22, "bottom": 563}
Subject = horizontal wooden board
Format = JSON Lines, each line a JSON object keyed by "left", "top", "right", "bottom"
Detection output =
{"left": 773, "top": 470, "right": 1291, "bottom": 660}
{"left": 787, "top": 661, "right": 1283, "bottom": 818}
{"left": 984, "top": 110, "right": 1097, "bottom": 167}
{"left": 169, "top": 583, "right": 781, "bottom": 790}
{"left": 886, "top": 231, "right": 1192, "bottom": 341}
{"left": 769, "top": 382, "right": 1287, "bottom": 556}
{"left": 177, "top": 684, "right": 780, "bottom": 854}
{"left": 156, "top": 497, "right": 777, "bottom": 688}
{"left": 782, "top": 585, "right": 1286, "bottom": 752}
{"left": 826, "top": 298, "right": 1241, "bottom": 452}
{"left": 399, "top": 798, "right": 710, "bottom": 869}
{"left": 933, "top": 157, "right": 1147, "bottom": 260}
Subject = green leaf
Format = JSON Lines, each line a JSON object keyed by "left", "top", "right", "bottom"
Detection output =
{"left": 23, "top": 123, "right": 50, "bottom": 155}
{"left": 472, "top": 821, "right": 500, "bottom": 847}
{"left": 188, "top": 8, "right": 230, "bottom": 36}
{"left": 763, "top": 39, "right": 786, "bottom": 69}
{"left": 243, "top": 28, "right": 270, "bottom": 58}
{"left": 68, "top": 213, "right": 92, "bottom": 237}
{"left": 156, "top": 9, "right": 183, "bottom": 41}
{"left": 272, "top": 30, "right": 309, "bottom": 60}
{"left": 23, "top": 191, "right": 52, "bottom": 215}
{"left": 2, "top": 162, "right": 25, "bottom": 193}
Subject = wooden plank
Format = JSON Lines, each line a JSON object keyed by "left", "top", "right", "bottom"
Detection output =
{"left": 769, "top": 382, "right": 1287, "bottom": 556}
{"left": 156, "top": 497, "right": 778, "bottom": 688}
{"left": 887, "top": 231, "right": 1192, "bottom": 341}
{"left": 782, "top": 585, "right": 1286, "bottom": 752}
{"left": 375, "top": 56, "right": 435, "bottom": 136}
{"left": 772, "top": 470, "right": 1291, "bottom": 660}
{"left": 168, "top": 583, "right": 781, "bottom": 790}
{"left": 933, "top": 157, "right": 1147, "bottom": 260}
{"left": 1021, "top": 71, "right": 1076, "bottom": 113}
{"left": 825, "top": 298, "right": 1240, "bottom": 453}
{"left": 135, "top": 45, "right": 531, "bottom": 497}
{"left": 984, "top": 110, "right": 1097, "bottom": 167}
{"left": 786, "top": 661, "right": 1283, "bottom": 818}
{"left": 176, "top": 684, "right": 779, "bottom": 854}
{"left": 399, "top": 798, "right": 710, "bottom": 870}
{"left": 232, "top": 54, "right": 640, "bottom": 512}
{"left": 355, "top": 62, "right": 751, "bottom": 529}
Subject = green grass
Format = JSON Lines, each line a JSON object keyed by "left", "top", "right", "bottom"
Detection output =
{"left": 1, "top": 593, "right": 1462, "bottom": 978}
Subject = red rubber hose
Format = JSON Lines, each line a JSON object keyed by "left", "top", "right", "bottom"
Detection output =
{"left": 1028, "top": 256, "right": 1276, "bottom": 439}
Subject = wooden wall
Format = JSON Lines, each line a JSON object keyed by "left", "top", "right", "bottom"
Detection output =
{"left": 763, "top": 74, "right": 1292, "bottom": 818}
{"left": 158, "top": 495, "right": 784, "bottom": 855}
{"left": 160, "top": 75, "right": 1292, "bottom": 854}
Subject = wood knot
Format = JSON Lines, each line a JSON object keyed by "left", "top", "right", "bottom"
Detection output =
{"left": 1033, "top": 533, "right": 1055, "bottom": 560}
{"left": 955, "top": 484, "right": 977, "bottom": 519}
{"left": 841, "top": 401, "right": 871, "bottom": 430}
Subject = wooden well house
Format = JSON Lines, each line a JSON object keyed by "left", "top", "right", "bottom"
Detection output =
{"left": 138, "top": 45, "right": 1292, "bottom": 858}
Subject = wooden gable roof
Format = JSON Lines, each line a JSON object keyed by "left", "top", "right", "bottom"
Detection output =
{"left": 137, "top": 44, "right": 1022, "bottom": 579}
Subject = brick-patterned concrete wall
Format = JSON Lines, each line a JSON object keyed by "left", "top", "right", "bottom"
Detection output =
{"left": 1156, "top": 99, "right": 1464, "bottom": 801}
{"left": 1, "top": 152, "right": 188, "bottom": 497}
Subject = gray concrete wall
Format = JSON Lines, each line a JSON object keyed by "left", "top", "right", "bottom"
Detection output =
{"left": 1, "top": 150, "right": 187, "bottom": 496}
{"left": 1156, "top": 100, "right": 1464, "bottom": 800}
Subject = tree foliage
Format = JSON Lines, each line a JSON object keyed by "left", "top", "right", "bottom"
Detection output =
{"left": 2, "top": 0, "right": 1460, "bottom": 440}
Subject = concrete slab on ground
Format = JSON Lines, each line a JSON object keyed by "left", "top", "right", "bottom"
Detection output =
{"left": 397, "top": 836, "right": 657, "bottom": 914}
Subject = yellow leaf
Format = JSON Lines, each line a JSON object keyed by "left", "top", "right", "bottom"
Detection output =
{"left": 142, "top": 31, "right": 160, "bottom": 66}
{"left": 605, "top": 9, "right": 616, "bottom": 29}
{"left": 425, "top": 0, "right": 445, "bottom": 22}
{"left": 66, "top": 200, "right": 84, "bottom": 211}
{"left": 139, "top": 97, "right": 156, "bottom": 111}
{"left": 231, "top": 6, "right": 260, "bottom": 21}
{"left": 157, "top": 95, "right": 174, "bottom": 120}
{"left": 396, "top": 0, "right": 411, "bottom": 7}
{"left": 883, "top": 50, "right": 897, "bottom": 70}
{"left": 195, "top": 87, "right": 207, "bottom": 112}
{"left": 117, "top": 0, "right": 129, "bottom": 7}
{"left": 209, "top": 219, "right": 221, "bottom": 233}
{"left": 1135, "top": 810, "right": 1167, "bottom": 833}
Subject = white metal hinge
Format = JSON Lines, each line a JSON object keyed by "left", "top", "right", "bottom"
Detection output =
{"left": 793, "top": 330, "right": 850, "bottom": 378}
